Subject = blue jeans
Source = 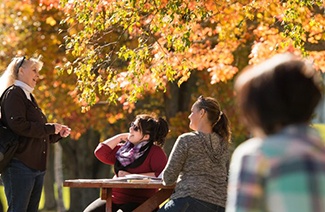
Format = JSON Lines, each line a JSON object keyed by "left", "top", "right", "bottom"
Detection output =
{"left": 158, "top": 196, "right": 225, "bottom": 212}
{"left": 1, "top": 159, "right": 45, "bottom": 212}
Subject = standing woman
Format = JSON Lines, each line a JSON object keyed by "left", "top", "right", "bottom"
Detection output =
{"left": 0, "top": 56, "right": 71, "bottom": 211}
{"left": 84, "top": 114, "right": 169, "bottom": 212}
{"left": 159, "top": 96, "right": 231, "bottom": 212}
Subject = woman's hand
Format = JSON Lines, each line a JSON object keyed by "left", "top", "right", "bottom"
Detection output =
{"left": 48, "top": 123, "right": 62, "bottom": 134}
{"left": 47, "top": 123, "right": 71, "bottom": 136}
{"left": 118, "top": 133, "right": 129, "bottom": 142}
{"left": 102, "top": 133, "right": 130, "bottom": 149}
{"left": 60, "top": 125, "right": 71, "bottom": 137}
{"left": 118, "top": 170, "right": 131, "bottom": 177}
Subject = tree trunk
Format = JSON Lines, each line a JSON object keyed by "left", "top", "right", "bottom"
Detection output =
{"left": 62, "top": 129, "right": 111, "bottom": 212}
{"left": 43, "top": 144, "right": 57, "bottom": 211}
{"left": 54, "top": 142, "right": 66, "bottom": 212}
{"left": 163, "top": 74, "right": 197, "bottom": 155}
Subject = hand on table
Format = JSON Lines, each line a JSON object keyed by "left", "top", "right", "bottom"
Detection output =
{"left": 118, "top": 170, "right": 131, "bottom": 177}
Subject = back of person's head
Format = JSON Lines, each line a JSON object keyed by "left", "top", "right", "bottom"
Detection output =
{"left": 0, "top": 56, "right": 43, "bottom": 96}
{"left": 235, "top": 53, "right": 322, "bottom": 135}
{"left": 135, "top": 114, "right": 169, "bottom": 146}
{"left": 195, "top": 96, "right": 232, "bottom": 143}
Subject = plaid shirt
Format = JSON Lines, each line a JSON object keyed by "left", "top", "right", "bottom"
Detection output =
{"left": 226, "top": 125, "right": 325, "bottom": 212}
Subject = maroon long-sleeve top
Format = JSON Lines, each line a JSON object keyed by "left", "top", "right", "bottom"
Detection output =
{"left": 94, "top": 142, "right": 167, "bottom": 204}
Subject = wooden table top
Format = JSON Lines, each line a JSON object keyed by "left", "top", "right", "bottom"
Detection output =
{"left": 63, "top": 178, "right": 175, "bottom": 189}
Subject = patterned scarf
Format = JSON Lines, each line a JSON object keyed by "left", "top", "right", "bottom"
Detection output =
{"left": 116, "top": 141, "right": 149, "bottom": 167}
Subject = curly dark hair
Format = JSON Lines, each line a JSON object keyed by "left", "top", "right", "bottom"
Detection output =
{"left": 135, "top": 114, "right": 169, "bottom": 146}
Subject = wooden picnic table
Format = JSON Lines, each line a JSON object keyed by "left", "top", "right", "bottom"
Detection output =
{"left": 63, "top": 178, "right": 175, "bottom": 212}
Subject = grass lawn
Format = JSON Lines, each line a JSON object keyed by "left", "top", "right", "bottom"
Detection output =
{"left": 0, "top": 185, "right": 70, "bottom": 211}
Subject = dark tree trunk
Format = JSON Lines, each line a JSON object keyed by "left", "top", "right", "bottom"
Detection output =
{"left": 163, "top": 73, "right": 198, "bottom": 155}
{"left": 43, "top": 142, "right": 57, "bottom": 210}
{"left": 62, "top": 128, "right": 111, "bottom": 212}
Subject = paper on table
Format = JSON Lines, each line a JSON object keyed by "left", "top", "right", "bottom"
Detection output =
{"left": 158, "top": 171, "right": 163, "bottom": 178}
{"left": 130, "top": 172, "right": 163, "bottom": 181}
{"left": 125, "top": 174, "right": 150, "bottom": 179}
{"left": 125, "top": 174, "right": 162, "bottom": 181}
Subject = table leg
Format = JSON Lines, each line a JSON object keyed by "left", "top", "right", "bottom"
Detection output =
{"left": 101, "top": 188, "right": 113, "bottom": 212}
{"left": 133, "top": 188, "right": 174, "bottom": 212}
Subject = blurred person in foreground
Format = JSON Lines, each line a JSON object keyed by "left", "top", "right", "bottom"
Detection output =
{"left": 226, "top": 53, "right": 325, "bottom": 212}
{"left": 0, "top": 56, "right": 71, "bottom": 211}
{"left": 84, "top": 114, "right": 169, "bottom": 212}
{"left": 159, "top": 96, "right": 231, "bottom": 212}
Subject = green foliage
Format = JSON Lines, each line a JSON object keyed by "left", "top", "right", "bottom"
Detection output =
{"left": 58, "top": 0, "right": 325, "bottom": 108}
{"left": 281, "top": 0, "right": 324, "bottom": 55}
{"left": 1, "top": 0, "right": 324, "bottom": 145}
{"left": 58, "top": 0, "right": 211, "bottom": 106}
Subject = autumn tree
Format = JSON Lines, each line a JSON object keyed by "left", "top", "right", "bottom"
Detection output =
{"left": 1, "top": 0, "right": 325, "bottom": 210}
{"left": 0, "top": 1, "right": 179, "bottom": 210}
{"left": 49, "top": 0, "right": 325, "bottom": 209}
{"left": 59, "top": 0, "right": 325, "bottom": 108}
{"left": 58, "top": 0, "right": 325, "bottom": 204}
{"left": 0, "top": 0, "right": 123, "bottom": 211}
{"left": 58, "top": 0, "right": 325, "bottom": 148}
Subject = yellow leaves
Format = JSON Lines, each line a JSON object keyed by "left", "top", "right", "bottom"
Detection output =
{"left": 38, "top": 0, "right": 60, "bottom": 9}
{"left": 46, "top": 16, "right": 57, "bottom": 26}
{"left": 209, "top": 65, "right": 238, "bottom": 84}
{"left": 256, "top": 13, "right": 263, "bottom": 19}
{"left": 106, "top": 112, "right": 125, "bottom": 124}
{"left": 249, "top": 32, "right": 299, "bottom": 65}
{"left": 309, "top": 51, "right": 325, "bottom": 73}
{"left": 57, "top": 0, "right": 325, "bottom": 110}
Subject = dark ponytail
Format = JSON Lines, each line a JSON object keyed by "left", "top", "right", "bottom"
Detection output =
{"left": 136, "top": 114, "right": 169, "bottom": 147}
{"left": 212, "top": 113, "right": 231, "bottom": 143}
{"left": 154, "top": 117, "right": 169, "bottom": 146}
{"left": 196, "top": 96, "right": 232, "bottom": 144}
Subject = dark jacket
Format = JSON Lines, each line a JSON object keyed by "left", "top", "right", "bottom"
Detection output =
{"left": 1, "top": 85, "right": 61, "bottom": 171}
